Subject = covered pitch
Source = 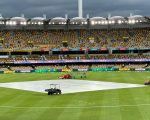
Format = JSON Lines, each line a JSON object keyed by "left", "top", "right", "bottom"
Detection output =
{"left": 0, "top": 80, "right": 144, "bottom": 94}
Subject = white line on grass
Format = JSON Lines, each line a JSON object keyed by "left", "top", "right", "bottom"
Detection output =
{"left": 0, "top": 103, "right": 150, "bottom": 109}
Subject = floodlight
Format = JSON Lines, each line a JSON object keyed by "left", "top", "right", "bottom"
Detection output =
{"left": 9, "top": 21, "right": 12, "bottom": 25}
{"left": 91, "top": 21, "right": 95, "bottom": 25}
{"left": 38, "top": 22, "right": 41, "bottom": 25}
{"left": 136, "top": 20, "right": 139, "bottom": 23}
{"left": 82, "top": 22, "right": 85, "bottom": 24}
{"left": 118, "top": 20, "right": 122, "bottom": 24}
{"left": 102, "top": 21, "right": 104, "bottom": 24}
{"left": 11, "top": 21, "right": 15, "bottom": 25}
{"left": 132, "top": 20, "right": 135, "bottom": 24}
{"left": 14, "top": 21, "right": 17, "bottom": 25}
{"left": 105, "top": 21, "right": 108, "bottom": 24}
{"left": 112, "top": 21, "right": 115, "bottom": 24}
{"left": 128, "top": 20, "right": 132, "bottom": 24}
{"left": 24, "top": 22, "right": 27, "bottom": 25}
{"left": 98, "top": 21, "right": 101, "bottom": 24}
{"left": 21, "top": 22, "right": 25, "bottom": 25}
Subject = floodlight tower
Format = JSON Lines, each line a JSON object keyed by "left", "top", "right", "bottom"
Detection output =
{"left": 78, "top": 0, "right": 83, "bottom": 18}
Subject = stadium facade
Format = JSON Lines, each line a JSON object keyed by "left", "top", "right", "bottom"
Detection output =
{"left": 0, "top": 0, "right": 149, "bottom": 73}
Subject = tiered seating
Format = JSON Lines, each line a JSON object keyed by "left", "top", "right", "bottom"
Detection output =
{"left": 0, "top": 28, "right": 149, "bottom": 49}
{"left": 91, "top": 64, "right": 122, "bottom": 68}
{"left": 0, "top": 54, "right": 148, "bottom": 62}
{"left": 11, "top": 66, "right": 33, "bottom": 71}
{"left": 125, "top": 64, "right": 148, "bottom": 69}
{"left": 0, "top": 67, "right": 9, "bottom": 71}
{"left": 0, "top": 58, "right": 13, "bottom": 63}
{"left": 91, "top": 63, "right": 149, "bottom": 69}
{"left": 0, "top": 64, "right": 149, "bottom": 71}
{"left": 88, "top": 54, "right": 150, "bottom": 60}
{"left": 77, "top": 29, "right": 150, "bottom": 48}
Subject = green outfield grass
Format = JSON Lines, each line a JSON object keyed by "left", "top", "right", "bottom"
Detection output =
{"left": 0, "top": 72, "right": 150, "bottom": 120}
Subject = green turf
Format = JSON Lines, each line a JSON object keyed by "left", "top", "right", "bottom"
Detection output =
{"left": 0, "top": 72, "right": 150, "bottom": 120}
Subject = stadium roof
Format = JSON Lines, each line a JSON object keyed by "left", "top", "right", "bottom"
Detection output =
{"left": 51, "top": 17, "right": 66, "bottom": 21}
{"left": 11, "top": 17, "right": 26, "bottom": 21}
{"left": 52, "top": 17, "right": 65, "bottom": 20}
{"left": 71, "top": 17, "right": 87, "bottom": 21}
{"left": 90, "top": 17, "right": 106, "bottom": 20}
{"left": 72, "top": 17, "right": 86, "bottom": 20}
{"left": 128, "top": 15, "right": 144, "bottom": 19}
{"left": 31, "top": 17, "right": 45, "bottom": 21}
{"left": 128, "top": 15, "right": 146, "bottom": 22}
{"left": 109, "top": 16, "right": 124, "bottom": 20}
{"left": 0, "top": 14, "right": 148, "bottom": 26}
{"left": 0, "top": 14, "right": 146, "bottom": 21}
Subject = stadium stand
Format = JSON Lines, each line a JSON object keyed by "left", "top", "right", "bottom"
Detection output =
{"left": 0, "top": 16, "right": 149, "bottom": 72}
{"left": 0, "top": 28, "right": 150, "bottom": 49}
{"left": 2, "top": 64, "right": 149, "bottom": 71}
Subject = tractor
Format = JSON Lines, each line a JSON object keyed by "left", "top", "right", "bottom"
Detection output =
{"left": 45, "top": 84, "right": 62, "bottom": 95}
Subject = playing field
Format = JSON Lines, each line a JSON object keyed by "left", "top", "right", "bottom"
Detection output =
{"left": 0, "top": 72, "right": 150, "bottom": 120}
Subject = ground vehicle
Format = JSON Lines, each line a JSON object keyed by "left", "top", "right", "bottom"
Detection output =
{"left": 59, "top": 74, "right": 72, "bottom": 79}
{"left": 45, "top": 84, "right": 62, "bottom": 95}
{"left": 144, "top": 80, "right": 150, "bottom": 85}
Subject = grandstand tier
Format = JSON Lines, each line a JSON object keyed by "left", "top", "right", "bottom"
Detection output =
{"left": 0, "top": 28, "right": 149, "bottom": 50}
{"left": 0, "top": 27, "right": 149, "bottom": 70}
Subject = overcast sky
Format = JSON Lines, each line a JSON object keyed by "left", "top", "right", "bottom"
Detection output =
{"left": 0, "top": 0, "right": 149, "bottom": 18}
